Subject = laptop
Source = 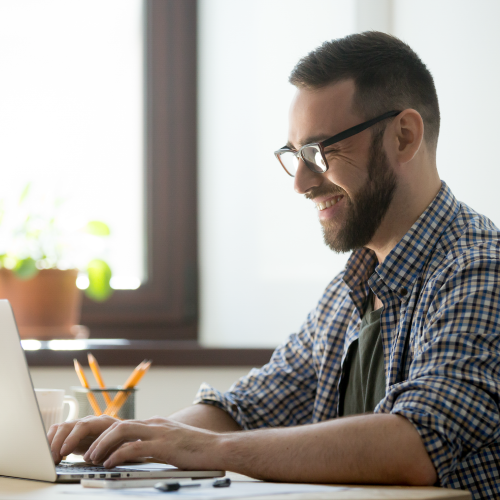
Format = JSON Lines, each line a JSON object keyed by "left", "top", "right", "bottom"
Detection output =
{"left": 0, "top": 300, "right": 225, "bottom": 483}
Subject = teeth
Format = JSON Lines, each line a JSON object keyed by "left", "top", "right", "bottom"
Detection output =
{"left": 316, "top": 196, "right": 342, "bottom": 211}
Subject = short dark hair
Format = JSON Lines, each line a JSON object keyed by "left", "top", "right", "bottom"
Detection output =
{"left": 289, "top": 31, "right": 440, "bottom": 149}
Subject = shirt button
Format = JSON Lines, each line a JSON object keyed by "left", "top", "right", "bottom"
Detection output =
{"left": 400, "top": 288, "right": 408, "bottom": 296}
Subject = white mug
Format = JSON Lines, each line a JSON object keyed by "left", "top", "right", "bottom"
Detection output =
{"left": 35, "top": 389, "right": 79, "bottom": 431}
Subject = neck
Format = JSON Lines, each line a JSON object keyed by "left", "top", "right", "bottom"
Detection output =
{"left": 366, "top": 168, "right": 441, "bottom": 264}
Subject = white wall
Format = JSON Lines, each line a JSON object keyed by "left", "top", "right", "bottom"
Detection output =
{"left": 392, "top": 0, "right": 500, "bottom": 227}
{"left": 29, "top": 366, "right": 251, "bottom": 420}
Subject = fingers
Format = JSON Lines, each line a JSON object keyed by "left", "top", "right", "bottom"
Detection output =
{"left": 47, "top": 423, "right": 66, "bottom": 464}
{"left": 49, "top": 415, "right": 118, "bottom": 464}
{"left": 49, "top": 420, "right": 81, "bottom": 464}
{"left": 47, "top": 423, "right": 60, "bottom": 446}
{"left": 80, "top": 418, "right": 215, "bottom": 471}
{"left": 103, "top": 440, "right": 154, "bottom": 469}
{"left": 82, "top": 420, "right": 122, "bottom": 463}
{"left": 85, "top": 420, "right": 156, "bottom": 465}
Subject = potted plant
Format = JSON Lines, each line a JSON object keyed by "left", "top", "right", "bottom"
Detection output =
{"left": 0, "top": 183, "right": 113, "bottom": 339}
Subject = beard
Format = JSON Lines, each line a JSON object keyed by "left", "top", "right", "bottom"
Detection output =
{"left": 312, "top": 130, "right": 397, "bottom": 253}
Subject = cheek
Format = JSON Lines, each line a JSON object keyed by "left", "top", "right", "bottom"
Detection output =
{"left": 323, "top": 161, "right": 368, "bottom": 198}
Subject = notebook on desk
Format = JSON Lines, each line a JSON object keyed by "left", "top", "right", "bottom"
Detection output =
{"left": 0, "top": 300, "right": 225, "bottom": 483}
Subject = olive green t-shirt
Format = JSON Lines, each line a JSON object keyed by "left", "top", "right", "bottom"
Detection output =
{"left": 339, "top": 295, "right": 385, "bottom": 416}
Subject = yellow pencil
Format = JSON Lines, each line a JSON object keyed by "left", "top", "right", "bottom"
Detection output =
{"left": 104, "top": 360, "right": 148, "bottom": 417}
{"left": 73, "top": 359, "right": 102, "bottom": 416}
{"left": 108, "top": 361, "right": 151, "bottom": 418}
{"left": 103, "top": 360, "right": 144, "bottom": 416}
{"left": 105, "top": 360, "right": 152, "bottom": 418}
{"left": 87, "top": 353, "right": 112, "bottom": 406}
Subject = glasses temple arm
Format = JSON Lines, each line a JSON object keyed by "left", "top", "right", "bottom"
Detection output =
{"left": 322, "top": 110, "right": 401, "bottom": 148}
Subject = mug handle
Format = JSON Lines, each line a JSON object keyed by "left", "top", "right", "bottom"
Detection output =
{"left": 63, "top": 395, "right": 79, "bottom": 421}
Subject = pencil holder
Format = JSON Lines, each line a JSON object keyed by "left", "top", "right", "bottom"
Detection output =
{"left": 71, "top": 387, "right": 137, "bottom": 420}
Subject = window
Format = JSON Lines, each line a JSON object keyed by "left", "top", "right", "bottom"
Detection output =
{"left": 0, "top": 0, "right": 144, "bottom": 289}
{"left": 82, "top": 0, "right": 199, "bottom": 340}
{"left": 1, "top": 0, "right": 199, "bottom": 341}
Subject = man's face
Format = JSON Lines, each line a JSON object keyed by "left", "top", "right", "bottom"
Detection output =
{"left": 287, "top": 80, "right": 397, "bottom": 253}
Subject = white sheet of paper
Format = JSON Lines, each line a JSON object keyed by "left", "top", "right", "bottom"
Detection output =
{"left": 157, "top": 482, "right": 347, "bottom": 498}
{"left": 66, "top": 481, "right": 348, "bottom": 498}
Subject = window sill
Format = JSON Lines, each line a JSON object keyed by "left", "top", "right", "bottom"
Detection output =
{"left": 24, "top": 339, "right": 275, "bottom": 367}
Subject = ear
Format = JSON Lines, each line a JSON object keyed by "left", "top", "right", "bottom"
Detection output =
{"left": 393, "top": 109, "right": 424, "bottom": 164}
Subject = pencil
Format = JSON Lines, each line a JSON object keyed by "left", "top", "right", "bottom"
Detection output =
{"left": 105, "top": 360, "right": 152, "bottom": 418}
{"left": 73, "top": 359, "right": 103, "bottom": 416}
{"left": 103, "top": 360, "right": 144, "bottom": 416}
{"left": 87, "top": 353, "right": 112, "bottom": 406}
{"left": 108, "top": 360, "right": 151, "bottom": 418}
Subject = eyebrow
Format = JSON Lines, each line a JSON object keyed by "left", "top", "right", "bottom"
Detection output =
{"left": 285, "top": 135, "right": 331, "bottom": 150}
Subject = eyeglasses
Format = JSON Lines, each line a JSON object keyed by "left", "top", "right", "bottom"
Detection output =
{"left": 274, "top": 110, "right": 401, "bottom": 177}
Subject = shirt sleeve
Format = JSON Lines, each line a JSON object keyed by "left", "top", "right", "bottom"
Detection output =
{"left": 193, "top": 309, "right": 319, "bottom": 430}
{"left": 375, "top": 253, "right": 500, "bottom": 486}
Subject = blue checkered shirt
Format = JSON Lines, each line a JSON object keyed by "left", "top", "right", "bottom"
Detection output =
{"left": 195, "top": 182, "right": 500, "bottom": 499}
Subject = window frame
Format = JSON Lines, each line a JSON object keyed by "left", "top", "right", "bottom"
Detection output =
{"left": 80, "top": 0, "right": 198, "bottom": 341}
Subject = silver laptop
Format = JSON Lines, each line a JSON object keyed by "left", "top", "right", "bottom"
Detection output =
{"left": 0, "top": 300, "right": 224, "bottom": 483}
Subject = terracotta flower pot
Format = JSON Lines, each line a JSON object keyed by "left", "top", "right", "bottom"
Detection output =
{"left": 0, "top": 268, "right": 88, "bottom": 340}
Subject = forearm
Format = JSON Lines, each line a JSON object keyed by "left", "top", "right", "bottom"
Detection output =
{"left": 213, "top": 413, "right": 437, "bottom": 485}
{"left": 169, "top": 403, "right": 242, "bottom": 433}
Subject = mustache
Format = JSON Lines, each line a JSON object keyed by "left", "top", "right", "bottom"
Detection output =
{"left": 304, "top": 185, "right": 347, "bottom": 201}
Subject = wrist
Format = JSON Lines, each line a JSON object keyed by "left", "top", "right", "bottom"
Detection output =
{"left": 209, "top": 431, "right": 238, "bottom": 472}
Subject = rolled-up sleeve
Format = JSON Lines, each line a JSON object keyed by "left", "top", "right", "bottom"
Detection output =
{"left": 376, "top": 255, "right": 500, "bottom": 486}
{"left": 194, "top": 310, "right": 319, "bottom": 430}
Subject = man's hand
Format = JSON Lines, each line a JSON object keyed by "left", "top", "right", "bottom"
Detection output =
{"left": 47, "top": 404, "right": 239, "bottom": 467}
{"left": 82, "top": 417, "right": 220, "bottom": 470}
{"left": 48, "top": 415, "right": 119, "bottom": 464}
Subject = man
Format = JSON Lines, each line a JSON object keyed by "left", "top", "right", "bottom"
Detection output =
{"left": 49, "top": 32, "right": 500, "bottom": 499}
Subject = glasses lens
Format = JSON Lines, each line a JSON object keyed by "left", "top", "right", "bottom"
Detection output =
{"left": 277, "top": 151, "right": 299, "bottom": 176}
{"left": 301, "top": 145, "right": 328, "bottom": 173}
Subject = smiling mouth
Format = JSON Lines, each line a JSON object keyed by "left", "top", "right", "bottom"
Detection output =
{"left": 316, "top": 195, "right": 344, "bottom": 211}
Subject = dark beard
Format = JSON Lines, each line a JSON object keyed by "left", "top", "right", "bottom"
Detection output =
{"left": 320, "top": 130, "right": 397, "bottom": 253}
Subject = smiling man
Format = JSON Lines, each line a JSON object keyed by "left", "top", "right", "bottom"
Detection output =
{"left": 49, "top": 32, "right": 500, "bottom": 499}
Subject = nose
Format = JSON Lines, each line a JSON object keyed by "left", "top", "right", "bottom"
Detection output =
{"left": 293, "top": 159, "right": 323, "bottom": 194}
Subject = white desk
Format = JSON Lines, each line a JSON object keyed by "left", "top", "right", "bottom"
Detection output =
{"left": 0, "top": 472, "right": 471, "bottom": 500}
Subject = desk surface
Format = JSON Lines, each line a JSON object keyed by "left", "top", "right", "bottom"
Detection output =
{"left": 0, "top": 472, "right": 471, "bottom": 500}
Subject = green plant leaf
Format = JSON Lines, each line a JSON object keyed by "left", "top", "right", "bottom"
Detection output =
{"left": 19, "top": 182, "right": 32, "bottom": 204}
{"left": 85, "top": 259, "right": 112, "bottom": 301}
{"left": 13, "top": 257, "right": 38, "bottom": 280}
{"left": 84, "top": 221, "right": 110, "bottom": 236}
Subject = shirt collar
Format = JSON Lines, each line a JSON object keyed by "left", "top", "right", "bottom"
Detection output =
{"left": 344, "top": 181, "right": 459, "bottom": 305}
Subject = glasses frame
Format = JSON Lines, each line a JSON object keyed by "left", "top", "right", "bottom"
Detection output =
{"left": 274, "top": 110, "right": 401, "bottom": 177}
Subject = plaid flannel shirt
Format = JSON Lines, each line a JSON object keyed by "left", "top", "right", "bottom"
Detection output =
{"left": 195, "top": 182, "right": 500, "bottom": 499}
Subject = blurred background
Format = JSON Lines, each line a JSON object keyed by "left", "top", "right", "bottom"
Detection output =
{"left": 2, "top": 0, "right": 500, "bottom": 415}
